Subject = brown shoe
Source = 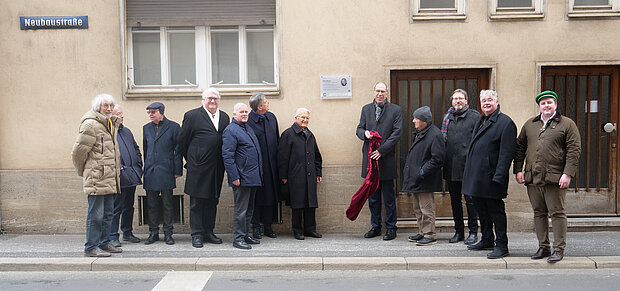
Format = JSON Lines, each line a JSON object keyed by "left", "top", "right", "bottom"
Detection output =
{"left": 101, "top": 244, "right": 123, "bottom": 253}
{"left": 84, "top": 249, "right": 111, "bottom": 257}
{"left": 547, "top": 250, "right": 564, "bottom": 263}
{"left": 531, "top": 247, "right": 551, "bottom": 260}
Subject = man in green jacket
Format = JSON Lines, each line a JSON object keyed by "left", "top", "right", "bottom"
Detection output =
{"left": 514, "top": 91, "right": 581, "bottom": 263}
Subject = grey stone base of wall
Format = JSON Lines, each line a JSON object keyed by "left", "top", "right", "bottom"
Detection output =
{"left": 0, "top": 167, "right": 613, "bottom": 234}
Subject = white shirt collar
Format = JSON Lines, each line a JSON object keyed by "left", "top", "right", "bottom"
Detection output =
{"left": 204, "top": 106, "right": 220, "bottom": 130}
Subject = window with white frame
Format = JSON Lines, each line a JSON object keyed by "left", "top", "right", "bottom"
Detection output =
{"left": 411, "top": 0, "right": 467, "bottom": 20}
{"left": 568, "top": 0, "right": 620, "bottom": 17}
{"left": 125, "top": 0, "right": 277, "bottom": 97}
{"left": 489, "top": 0, "right": 544, "bottom": 19}
{"left": 128, "top": 25, "right": 275, "bottom": 92}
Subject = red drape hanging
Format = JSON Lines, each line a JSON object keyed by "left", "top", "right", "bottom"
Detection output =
{"left": 346, "top": 131, "right": 382, "bottom": 221}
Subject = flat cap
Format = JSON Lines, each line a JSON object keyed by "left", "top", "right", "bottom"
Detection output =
{"left": 535, "top": 91, "right": 558, "bottom": 104}
{"left": 146, "top": 102, "right": 165, "bottom": 114}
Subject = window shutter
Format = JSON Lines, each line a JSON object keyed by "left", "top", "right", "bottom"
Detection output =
{"left": 126, "top": 0, "right": 276, "bottom": 27}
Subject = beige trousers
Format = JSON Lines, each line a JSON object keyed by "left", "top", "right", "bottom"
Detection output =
{"left": 412, "top": 192, "right": 436, "bottom": 239}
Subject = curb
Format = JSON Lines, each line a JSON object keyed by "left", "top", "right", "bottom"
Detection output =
{"left": 1, "top": 256, "right": 619, "bottom": 272}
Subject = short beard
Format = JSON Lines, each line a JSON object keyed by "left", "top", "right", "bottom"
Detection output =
{"left": 454, "top": 104, "right": 464, "bottom": 111}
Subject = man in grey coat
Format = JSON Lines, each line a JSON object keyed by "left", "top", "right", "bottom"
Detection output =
{"left": 356, "top": 82, "right": 403, "bottom": 241}
{"left": 442, "top": 89, "right": 480, "bottom": 245}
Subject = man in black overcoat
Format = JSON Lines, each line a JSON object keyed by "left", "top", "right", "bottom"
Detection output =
{"left": 143, "top": 102, "right": 183, "bottom": 245}
{"left": 462, "top": 90, "right": 517, "bottom": 259}
{"left": 442, "top": 89, "right": 480, "bottom": 245}
{"left": 278, "top": 108, "right": 323, "bottom": 240}
{"left": 177, "top": 88, "right": 230, "bottom": 248}
{"left": 247, "top": 93, "right": 279, "bottom": 239}
{"left": 356, "top": 82, "right": 403, "bottom": 240}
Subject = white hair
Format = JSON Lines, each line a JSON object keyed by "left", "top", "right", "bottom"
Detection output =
{"left": 233, "top": 102, "right": 248, "bottom": 114}
{"left": 202, "top": 87, "right": 221, "bottom": 99}
{"left": 91, "top": 94, "right": 115, "bottom": 112}
{"left": 480, "top": 89, "right": 498, "bottom": 101}
{"left": 295, "top": 107, "right": 310, "bottom": 117}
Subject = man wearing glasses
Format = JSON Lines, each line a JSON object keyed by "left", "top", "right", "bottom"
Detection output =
{"left": 356, "top": 82, "right": 403, "bottom": 241}
{"left": 178, "top": 88, "right": 230, "bottom": 248}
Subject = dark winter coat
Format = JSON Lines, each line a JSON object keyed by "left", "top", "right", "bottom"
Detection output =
{"left": 514, "top": 113, "right": 581, "bottom": 186}
{"left": 247, "top": 110, "right": 279, "bottom": 206}
{"left": 443, "top": 108, "right": 480, "bottom": 181}
{"left": 356, "top": 101, "right": 403, "bottom": 180}
{"left": 142, "top": 118, "right": 183, "bottom": 191}
{"left": 222, "top": 119, "right": 263, "bottom": 187}
{"left": 462, "top": 106, "right": 517, "bottom": 199}
{"left": 401, "top": 124, "right": 445, "bottom": 194}
{"left": 177, "top": 107, "right": 230, "bottom": 199}
{"left": 278, "top": 122, "right": 322, "bottom": 209}
{"left": 117, "top": 124, "right": 143, "bottom": 188}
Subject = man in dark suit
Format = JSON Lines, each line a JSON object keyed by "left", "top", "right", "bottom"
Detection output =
{"left": 142, "top": 102, "right": 183, "bottom": 245}
{"left": 178, "top": 88, "right": 230, "bottom": 248}
{"left": 462, "top": 90, "right": 517, "bottom": 259}
{"left": 356, "top": 82, "right": 403, "bottom": 241}
{"left": 247, "top": 93, "right": 279, "bottom": 239}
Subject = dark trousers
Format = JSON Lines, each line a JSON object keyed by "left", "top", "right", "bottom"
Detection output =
{"left": 252, "top": 205, "right": 274, "bottom": 231}
{"left": 145, "top": 189, "right": 174, "bottom": 235}
{"left": 368, "top": 180, "right": 397, "bottom": 230}
{"left": 189, "top": 196, "right": 218, "bottom": 237}
{"left": 447, "top": 181, "right": 478, "bottom": 235}
{"left": 292, "top": 207, "right": 316, "bottom": 235}
{"left": 233, "top": 186, "right": 256, "bottom": 242}
{"left": 110, "top": 186, "right": 136, "bottom": 240}
{"left": 472, "top": 196, "right": 508, "bottom": 250}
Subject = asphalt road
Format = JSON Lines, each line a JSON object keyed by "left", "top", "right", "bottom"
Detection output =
{"left": 1, "top": 269, "right": 619, "bottom": 291}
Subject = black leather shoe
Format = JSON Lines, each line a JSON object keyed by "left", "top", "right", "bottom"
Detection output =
{"left": 449, "top": 233, "right": 464, "bottom": 243}
{"left": 122, "top": 233, "right": 141, "bottom": 243}
{"left": 110, "top": 239, "right": 122, "bottom": 247}
{"left": 204, "top": 232, "right": 223, "bottom": 244}
{"left": 191, "top": 235, "right": 203, "bottom": 248}
{"left": 408, "top": 234, "right": 424, "bottom": 242}
{"left": 263, "top": 226, "right": 277, "bottom": 238}
{"left": 464, "top": 233, "right": 478, "bottom": 245}
{"left": 383, "top": 229, "right": 397, "bottom": 241}
{"left": 164, "top": 234, "right": 175, "bottom": 245}
{"left": 144, "top": 233, "right": 159, "bottom": 245}
{"left": 305, "top": 231, "right": 322, "bottom": 238}
{"left": 467, "top": 241, "right": 494, "bottom": 251}
{"left": 547, "top": 250, "right": 564, "bottom": 263}
{"left": 294, "top": 232, "right": 305, "bottom": 240}
{"left": 364, "top": 227, "right": 382, "bottom": 238}
{"left": 531, "top": 247, "right": 551, "bottom": 260}
{"left": 416, "top": 237, "right": 437, "bottom": 246}
{"left": 253, "top": 227, "right": 262, "bottom": 239}
{"left": 487, "top": 248, "right": 509, "bottom": 259}
{"left": 245, "top": 235, "right": 260, "bottom": 244}
{"left": 233, "top": 240, "right": 252, "bottom": 250}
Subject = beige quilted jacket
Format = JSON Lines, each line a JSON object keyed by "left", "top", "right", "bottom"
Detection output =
{"left": 71, "top": 109, "right": 121, "bottom": 195}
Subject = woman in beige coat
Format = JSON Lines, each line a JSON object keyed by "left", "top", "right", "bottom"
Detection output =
{"left": 71, "top": 94, "right": 123, "bottom": 257}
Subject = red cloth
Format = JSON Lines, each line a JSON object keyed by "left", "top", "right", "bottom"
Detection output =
{"left": 346, "top": 131, "right": 382, "bottom": 221}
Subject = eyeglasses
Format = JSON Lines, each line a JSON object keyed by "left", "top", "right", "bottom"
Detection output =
{"left": 452, "top": 97, "right": 466, "bottom": 101}
{"left": 147, "top": 109, "right": 160, "bottom": 114}
{"left": 205, "top": 97, "right": 220, "bottom": 102}
{"left": 297, "top": 116, "right": 310, "bottom": 120}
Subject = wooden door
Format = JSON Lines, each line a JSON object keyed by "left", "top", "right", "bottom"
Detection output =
{"left": 390, "top": 69, "right": 490, "bottom": 219}
{"left": 542, "top": 66, "right": 619, "bottom": 216}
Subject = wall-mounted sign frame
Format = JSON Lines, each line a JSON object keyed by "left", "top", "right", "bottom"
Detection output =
{"left": 20, "top": 16, "right": 89, "bottom": 30}
{"left": 321, "top": 75, "right": 352, "bottom": 99}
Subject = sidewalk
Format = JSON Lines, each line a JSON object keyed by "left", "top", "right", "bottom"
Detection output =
{"left": 1, "top": 231, "right": 619, "bottom": 271}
